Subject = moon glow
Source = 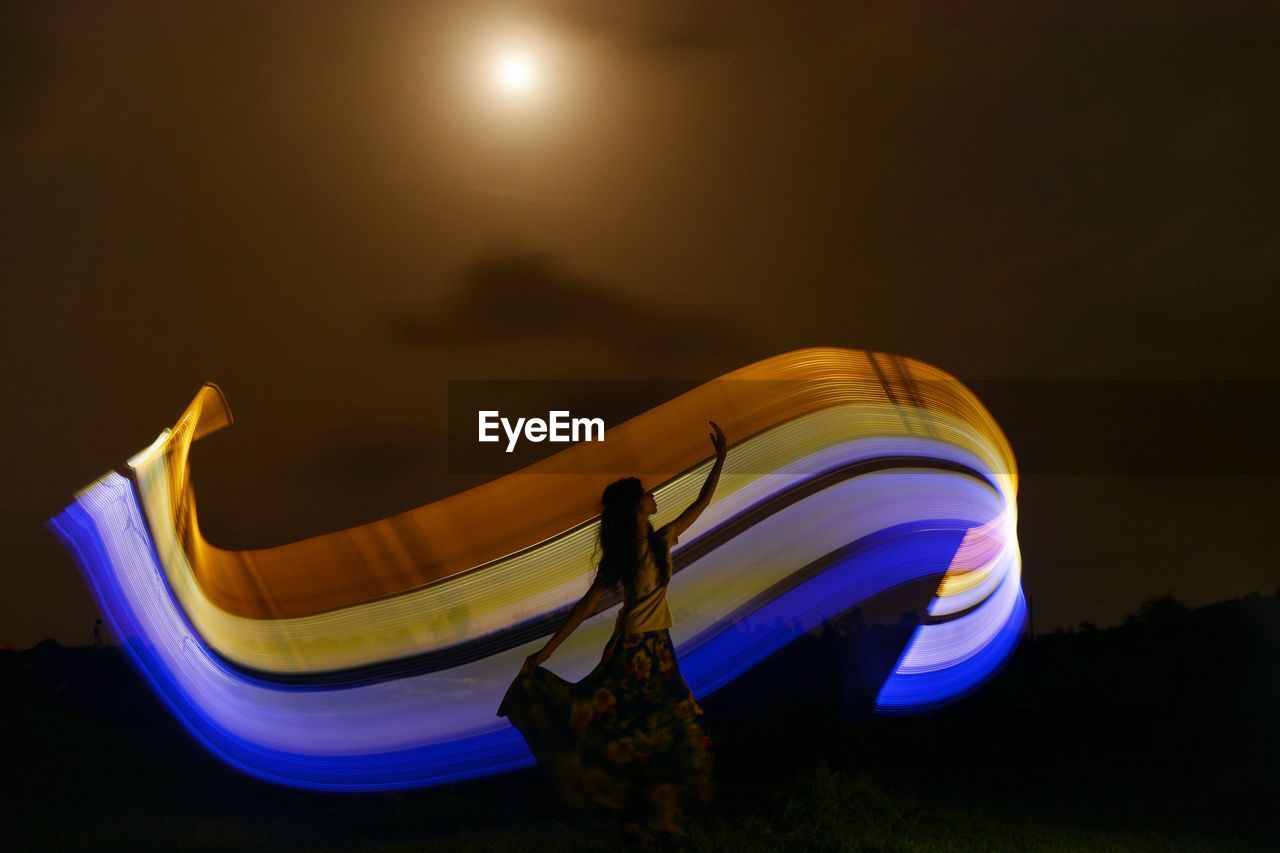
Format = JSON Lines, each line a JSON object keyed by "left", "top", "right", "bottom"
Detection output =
{"left": 497, "top": 54, "right": 535, "bottom": 93}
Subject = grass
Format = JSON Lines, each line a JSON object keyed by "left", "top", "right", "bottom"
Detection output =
{"left": 11, "top": 739, "right": 1264, "bottom": 851}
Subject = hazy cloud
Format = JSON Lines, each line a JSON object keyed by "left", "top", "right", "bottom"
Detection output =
{"left": 384, "top": 245, "right": 750, "bottom": 364}
{"left": 543, "top": 0, "right": 730, "bottom": 53}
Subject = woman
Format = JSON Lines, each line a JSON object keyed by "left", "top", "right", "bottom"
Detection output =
{"left": 497, "top": 421, "right": 727, "bottom": 847}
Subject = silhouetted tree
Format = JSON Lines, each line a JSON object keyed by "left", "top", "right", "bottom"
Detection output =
{"left": 1127, "top": 595, "right": 1189, "bottom": 629}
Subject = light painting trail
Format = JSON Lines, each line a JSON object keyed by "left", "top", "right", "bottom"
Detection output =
{"left": 47, "top": 347, "right": 1024, "bottom": 790}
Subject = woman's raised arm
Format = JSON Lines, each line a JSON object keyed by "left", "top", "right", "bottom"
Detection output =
{"left": 666, "top": 421, "right": 727, "bottom": 542}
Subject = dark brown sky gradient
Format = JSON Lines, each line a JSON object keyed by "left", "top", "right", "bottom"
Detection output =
{"left": 3, "top": 1, "right": 1278, "bottom": 647}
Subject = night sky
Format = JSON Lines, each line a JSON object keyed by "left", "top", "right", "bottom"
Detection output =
{"left": 4, "top": 1, "right": 1277, "bottom": 648}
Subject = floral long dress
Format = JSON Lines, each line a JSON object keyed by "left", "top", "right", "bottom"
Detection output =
{"left": 496, "top": 626, "right": 716, "bottom": 828}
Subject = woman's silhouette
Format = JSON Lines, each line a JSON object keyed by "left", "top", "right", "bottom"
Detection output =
{"left": 497, "top": 421, "right": 727, "bottom": 846}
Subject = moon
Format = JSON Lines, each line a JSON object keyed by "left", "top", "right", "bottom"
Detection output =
{"left": 496, "top": 53, "right": 535, "bottom": 94}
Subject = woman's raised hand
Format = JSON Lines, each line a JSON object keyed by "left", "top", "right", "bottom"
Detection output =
{"left": 520, "top": 645, "right": 552, "bottom": 676}
{"left": 708, "top": 420, "right": 727, "bottom": 459}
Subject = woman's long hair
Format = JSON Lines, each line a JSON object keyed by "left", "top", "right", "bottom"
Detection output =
{"left": 592, "top": 477, "right": 672, "bottom": 592}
